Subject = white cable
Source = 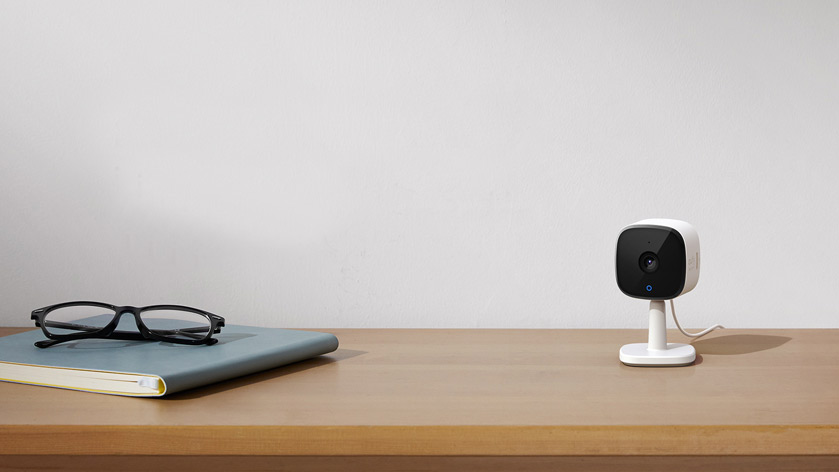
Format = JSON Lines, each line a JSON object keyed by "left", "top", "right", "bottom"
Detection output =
{"left": 668, "top": 299, "right": 724, "bottom": 339}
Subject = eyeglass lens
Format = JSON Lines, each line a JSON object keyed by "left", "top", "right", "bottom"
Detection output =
{"left": 140, "top": 309, "right": 212, "bottom": 341}
{"left": 43, "top": 305, "right": 116, "bottom": 335}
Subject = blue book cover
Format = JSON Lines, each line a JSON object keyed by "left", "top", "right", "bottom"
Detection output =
{"left": 0, "top": 324, "right": 339, "bottom": 397}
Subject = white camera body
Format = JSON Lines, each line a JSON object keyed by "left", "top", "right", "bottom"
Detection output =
{"left": 615, "top": 218, "right": 700, "bottom": 301}
{"left": 616, "top": 218, "right": 702, "bottom": 367}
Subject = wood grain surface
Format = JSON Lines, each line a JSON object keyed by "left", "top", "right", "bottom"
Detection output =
{"left": 1, "top": 328, "right": 838, "bottom": 458}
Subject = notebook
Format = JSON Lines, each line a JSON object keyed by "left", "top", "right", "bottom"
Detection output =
{"left": 0, "top": 324, "right": 339, "bottom": 397}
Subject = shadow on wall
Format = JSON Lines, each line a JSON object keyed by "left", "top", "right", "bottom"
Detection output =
{"left": 691, "top": 334, "right": 791, "bottom": 355}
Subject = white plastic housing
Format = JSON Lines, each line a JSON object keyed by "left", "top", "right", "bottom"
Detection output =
{"left": 623, "top": 218, "right": 700, "bottom": 297}
{"left": 618, "top": 300, "right": 696, "bottom": 366}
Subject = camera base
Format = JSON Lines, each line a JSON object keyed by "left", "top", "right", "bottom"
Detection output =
{"left": 619, "top": 299, "right": 696, "bottom": 367}
{"left": 619, "top": 342, "right": 696, "bottom": 366}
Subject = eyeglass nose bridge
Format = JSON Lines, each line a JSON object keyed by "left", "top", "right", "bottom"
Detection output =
{"left": 112, "top": 307, "right": 145, "bottom": 331}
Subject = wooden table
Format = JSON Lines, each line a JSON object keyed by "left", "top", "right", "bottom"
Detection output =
{"left": 1, "top": 328, "right": 837, "bottom": 471}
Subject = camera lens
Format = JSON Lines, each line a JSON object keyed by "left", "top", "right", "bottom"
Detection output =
{"left": 639, "top": 252, "right": 659, "bottom": 273}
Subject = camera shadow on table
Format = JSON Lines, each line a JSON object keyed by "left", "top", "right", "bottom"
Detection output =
{"left": 691, "top": 334, "right": 791, "bottom": 355}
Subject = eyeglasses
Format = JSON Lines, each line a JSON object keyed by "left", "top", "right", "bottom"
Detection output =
{"left": 31, "top": 301, "right": 225, "bottom": 348}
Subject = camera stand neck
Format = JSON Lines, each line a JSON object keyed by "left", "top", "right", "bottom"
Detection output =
{"left": 647, "top": 300, "right": 667, "bottom": 351}
{"left": 618, "top": 300, "right": 696, "bottom": 366}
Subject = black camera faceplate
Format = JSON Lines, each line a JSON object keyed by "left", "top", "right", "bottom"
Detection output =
{"left": 616, "top": 226, "right": 686, "bottom": 300}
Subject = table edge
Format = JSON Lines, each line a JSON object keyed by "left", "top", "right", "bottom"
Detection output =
{"left": 2, "top": 425, "right": 838, "bottom": 456}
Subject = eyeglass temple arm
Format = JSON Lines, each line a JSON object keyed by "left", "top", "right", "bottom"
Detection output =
{"left": 34, "top": 330, "right": 216, "bottom": 348}
{"left": 44, "top": 321, "right": 212, "bottom": 337}
{"left": 42, "top": 320, "right": 104, "bottom": 333}
{"left": 34, "top": 331, "right": 147, "bottom": 347}
{"left": 143, "top": 327, "right": 209, "bottom": 340}
{"left": 34, "top": 329, "right": 196, "bottom": 348}
{"left": 34, "top": 339, "right": 70, "bottom": 348}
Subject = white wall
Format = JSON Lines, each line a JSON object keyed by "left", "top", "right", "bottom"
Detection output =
{"left": 1, "top": 1, "right": 837, "bottom": 329}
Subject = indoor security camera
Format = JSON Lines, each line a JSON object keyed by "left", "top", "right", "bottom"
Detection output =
{"left": 615, "top": 219, "right": 720, "bottom": 367}
{"left": 615, "top": 218, "right": 700, "bottom": 300}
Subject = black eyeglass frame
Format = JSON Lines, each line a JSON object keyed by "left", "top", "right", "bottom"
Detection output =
{"left": 31, "top": 301, "right": 225, "bottom": 348}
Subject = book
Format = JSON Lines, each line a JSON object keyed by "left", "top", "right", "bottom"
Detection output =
{"left": 0, "top": 324, "right": 339, "bottom": 397}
